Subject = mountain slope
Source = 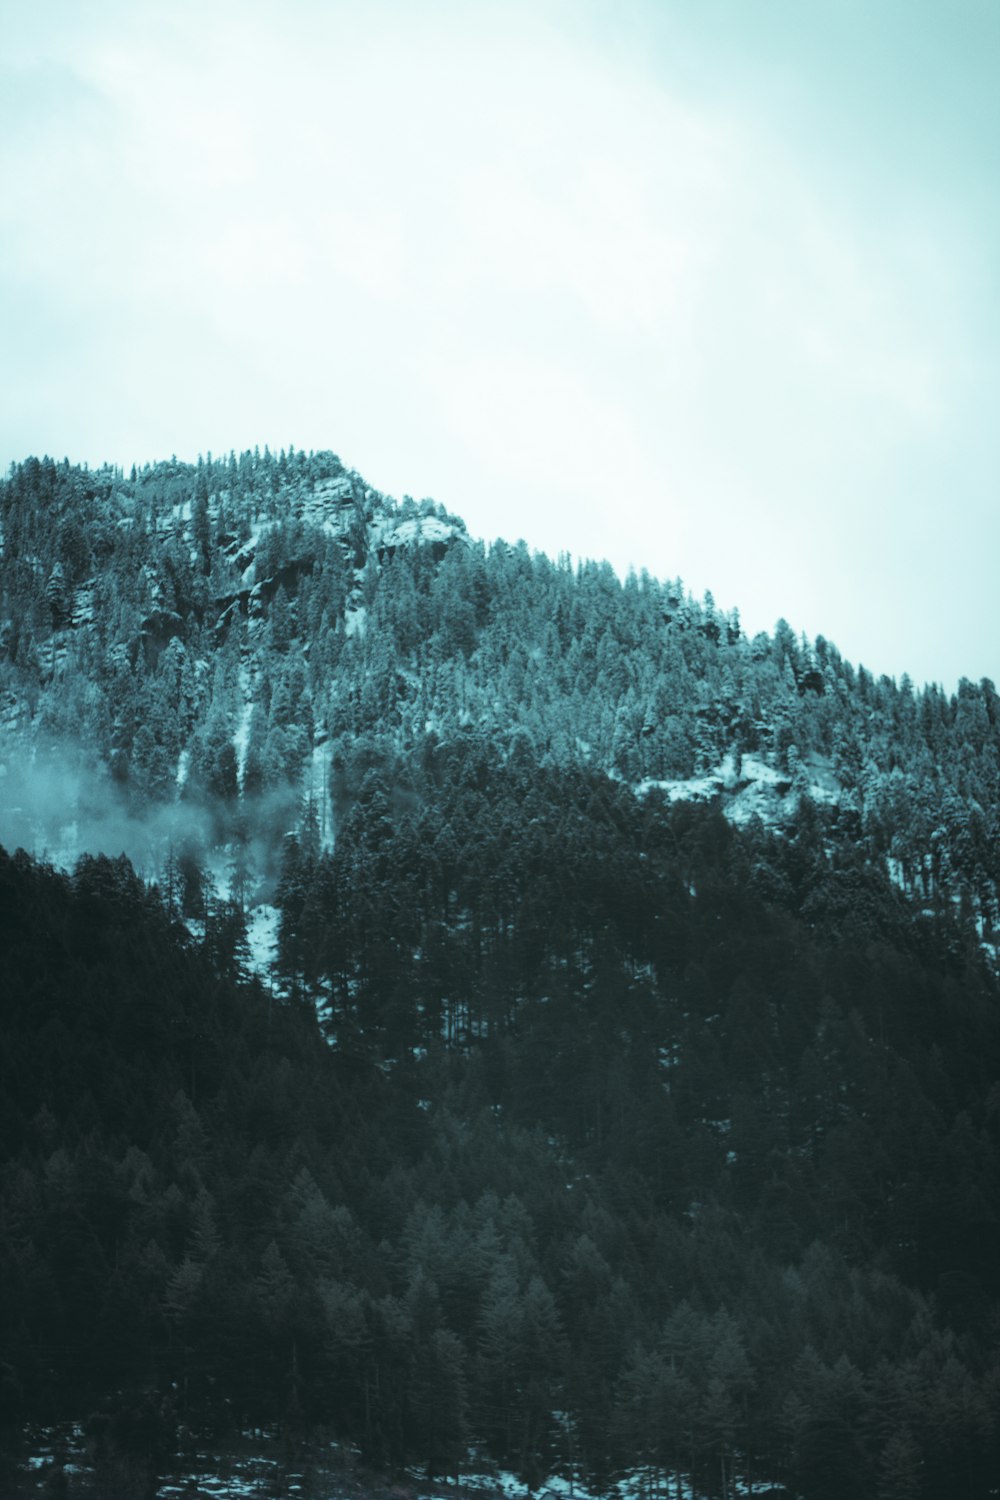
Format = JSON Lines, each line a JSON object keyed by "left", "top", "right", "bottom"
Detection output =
{"left": 1, "top": 448, "right": 997, "bottom": 944}
{"left": 1, "top": 447, "right": 999, "bottom": 1499}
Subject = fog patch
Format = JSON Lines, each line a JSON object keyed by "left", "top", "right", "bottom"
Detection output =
{"left": 0, "top": 735, "right": 306, "bottom": 902}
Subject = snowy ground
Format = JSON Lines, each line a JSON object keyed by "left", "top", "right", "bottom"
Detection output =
{"left": 14, "top": 1425, "right": 781, "bottom": 1500}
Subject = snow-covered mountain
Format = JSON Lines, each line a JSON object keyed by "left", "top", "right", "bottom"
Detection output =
{"left": 2, "top": 446, "right": 1000, "bottom": 1500}
{"left": 1, "top": 447, "right": 996, "bottom": 951}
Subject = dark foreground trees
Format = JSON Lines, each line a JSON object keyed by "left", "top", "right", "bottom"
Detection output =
{"left": 2, "top": 794, "right": 999, "bottom": 1498}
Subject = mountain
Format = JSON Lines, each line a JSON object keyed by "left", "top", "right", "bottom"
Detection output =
{"left": 1, "top": 449, "right": 997, "bottom": 936}
{"left": 1, "top": 448, "right": 998, "bottom": 1499}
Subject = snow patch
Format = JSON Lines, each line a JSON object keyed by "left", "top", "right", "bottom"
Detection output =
{"left": 233, "top": 667, "right": 254, "bottom": 783}
{"left": 739, "top": 755, "right": 784, "bottom": 786}
{"left": 636, "top": 772, "right": 722, "bottom": 804}
{"left": 379, "top": 513, "right": 457, "bottom": 549}
{"left": 636, "top": 750, "right": 847, "bottom": 832}
{"left": 307, "top": 738, "right": 335, "bottom": 850}
{"left": 434, "top": 1463, "right": 778, "bottom": 1500}
{"left": 245, "top": 903, "right": 279, "bottom": 982}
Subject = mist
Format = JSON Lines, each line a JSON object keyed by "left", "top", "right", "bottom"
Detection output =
{"left": 0, "top": 735, "right": 307, "bottom": 904}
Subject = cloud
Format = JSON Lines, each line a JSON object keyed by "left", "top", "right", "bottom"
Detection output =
{"left": 1, "top": 0, "right": 997, "bottom": 686}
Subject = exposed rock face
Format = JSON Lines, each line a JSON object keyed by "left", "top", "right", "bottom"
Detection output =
{"left": 140, "top": 608, "right": 185, "bottom": 642}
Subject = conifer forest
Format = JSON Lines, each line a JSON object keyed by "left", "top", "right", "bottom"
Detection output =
{"left": 1, "top": 449, "right": 998, "bottom": 1500}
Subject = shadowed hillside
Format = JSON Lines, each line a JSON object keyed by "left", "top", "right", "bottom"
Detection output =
{"left": 1, "top": 449, "right": 999, "bottom": 1498}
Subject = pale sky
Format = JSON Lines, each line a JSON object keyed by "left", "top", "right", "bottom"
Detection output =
{"left": 2, "top": 0, "right": 998, "bottom": 689}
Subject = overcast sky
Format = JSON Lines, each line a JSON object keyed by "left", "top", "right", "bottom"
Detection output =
{"left": 2, "top": 0, "right": 998, "bottom": 689}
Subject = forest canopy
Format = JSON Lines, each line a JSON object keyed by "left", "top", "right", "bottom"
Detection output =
{"left": 0, "top": 449, "right": 998, "bottom": 1499}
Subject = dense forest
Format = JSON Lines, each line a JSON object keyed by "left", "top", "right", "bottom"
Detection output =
{"left": 0, "top": 450, "right": 999, "bottom": 1499}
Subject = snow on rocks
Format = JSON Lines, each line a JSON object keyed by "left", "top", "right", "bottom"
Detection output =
{"left": 636, "top": 749, "right": 846, "bottom": 831}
